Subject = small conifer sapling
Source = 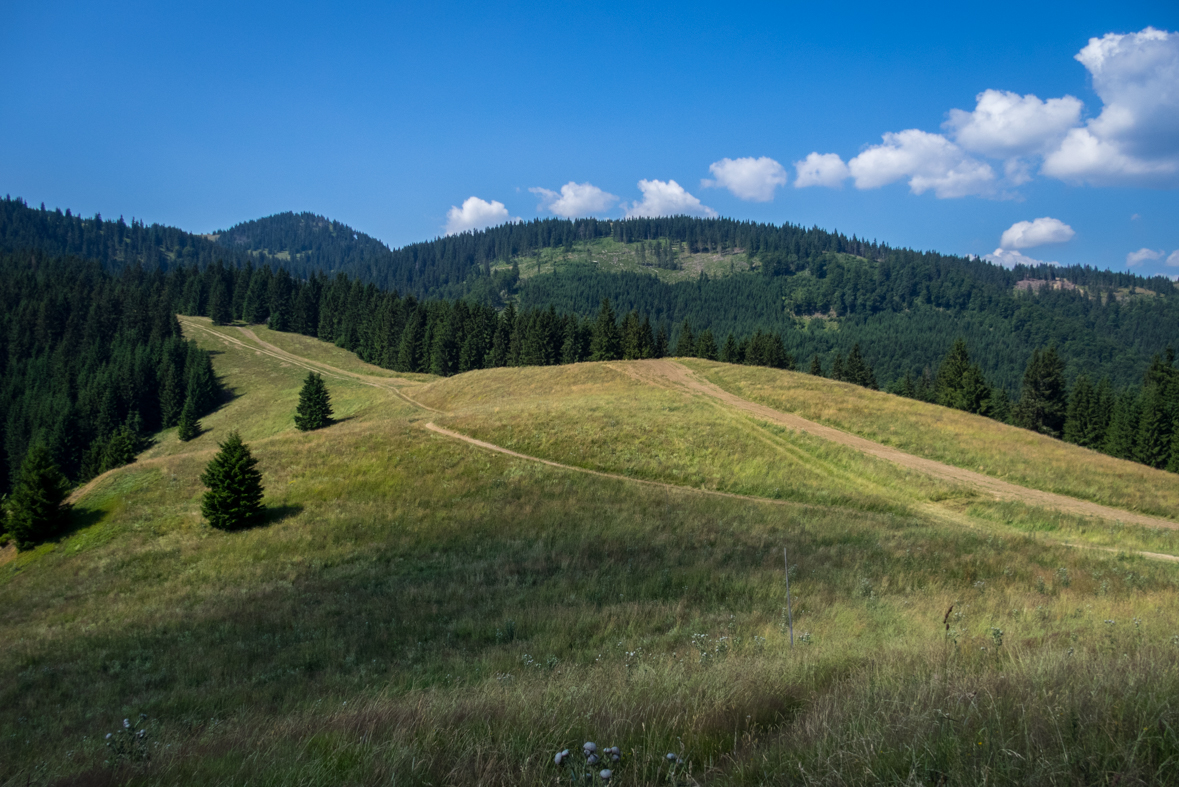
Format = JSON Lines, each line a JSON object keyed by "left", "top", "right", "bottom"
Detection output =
{"left": 294, "top": 372, "right": 333, "bottom": 431}
{"left": 200, "top": 430, "right": 265, "bottom": 530}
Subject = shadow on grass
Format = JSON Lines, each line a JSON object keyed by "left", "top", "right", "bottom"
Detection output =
{"left": 61, "top": 506, "right": 106, "bottom": 541}
{"left": 260, "top": 504, "right": 304, "bottom": 528}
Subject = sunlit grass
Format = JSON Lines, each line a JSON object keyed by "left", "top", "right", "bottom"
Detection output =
{"left": 3, "top": 328, "right": 1179, "bottom": 785}
{"left": 688, "top": 359, "right": 1179, "bottom": 520}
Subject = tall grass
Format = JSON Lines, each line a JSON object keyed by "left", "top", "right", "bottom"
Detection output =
{"left": 2, "top": 320, "right": 1178, "bottom": 785}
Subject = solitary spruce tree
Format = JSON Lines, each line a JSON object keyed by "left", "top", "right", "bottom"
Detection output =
{"left": 200, "top": 430, "right": 265, "bottom": 530}
{"left": 294, "top": 372, "right": 334, "bottom": 431}
{"left": 177, "top": 398, "right": 200, "bottom": 442}
{"left": 8, "top": 443, "right": 71, "bottom": 551}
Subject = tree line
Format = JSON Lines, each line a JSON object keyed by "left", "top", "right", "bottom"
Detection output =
{"left": 0, "top": 252, "right": 224, "bottom": 498}
{"left": 6, "top": 196, "right": 1179, "bottom": 391}
{"left": 912, "top": 338, "right": 1179, "bottom": 473}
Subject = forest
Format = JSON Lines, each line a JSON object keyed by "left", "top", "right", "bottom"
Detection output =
{"left": 3, "top": 195, "right": 1179, "bottom": 494}
{"left": 5, "top": 196, "right": 1179, "bottom": 390}
{"left": 0, "top": 252, "right": 223, "bottom": 497}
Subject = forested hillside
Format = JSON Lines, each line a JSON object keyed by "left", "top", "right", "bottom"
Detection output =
{"left": 5, "top": 195, "right": 1179, "bottom": 390}
{"left": 0, "top": 252, "right": 224, "bottom": 497}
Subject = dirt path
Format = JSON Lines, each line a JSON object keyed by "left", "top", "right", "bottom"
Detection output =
{"left": 178, "top": 320, "right": 441, "bottom": 412}
{"left": 617, "top": 359, "right": 1179, "bottom": 531}
{"left": 424, "top": 423, "right": 835, "bottom": 513}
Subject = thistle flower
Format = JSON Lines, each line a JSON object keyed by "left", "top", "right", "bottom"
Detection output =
{"left": 123, "top": 719, "right": 131, "bottom": 729}
{"left": 554, "top": 749, "right": 570, "bottom": 766}
{"left": 583, "top": 742, "right": 597, "bottom": 755}
{"left": 666, "top": 753, "right": 679, "bottom": 762}
{"left": 587, "top": 753, "right": 600, "bottom": 765}
{"left": 105, "top": 733, "right": 112, "bottom": 740}
{"left": 599, "top": 769, "right": 612, "bottom": 781}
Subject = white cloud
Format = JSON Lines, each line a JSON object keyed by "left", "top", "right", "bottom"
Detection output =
{"left": 624, "top": 179, "right": 717, "bottom": 218}
{"left": 999, "top": 217, "right": 1075, "bottom": 250}
{"left": 1168, "top": 250, "right": 1179, "bottom": 266}
{"left": 946, "top": 89, "right": 1083, "bottom": 159}
{"left": 983, "top": 248, "right": 1059, "bottom": 268}
{"left": 847, "top": 129, "right": 997, "bottom": 198}
{"left": 1126, "top": 247, "right": 1165, "bottom": 266}
{"left": 794, "top": 27, "right": 1179, "bottom": 196}
{"left": 793, "top": 152, "right": 851, "bottom": 188}
{"left": 701, "top": 157, "right": 788, "bottom": 201}
{"left": 1042, "top": 28, "right": 1179, "bottom": 186}
{"left": 444, "top": 197, "right": 520, "bottom": 236}
{"left": 529, "top": 181, "right": 618, "bottom": 218}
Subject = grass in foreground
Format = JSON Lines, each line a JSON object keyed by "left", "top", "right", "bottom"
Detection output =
{"left": 3, "top": 326, "right": 1179, "bottom": 786}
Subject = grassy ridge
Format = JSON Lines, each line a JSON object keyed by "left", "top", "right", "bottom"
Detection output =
{"left": 689, "top": 359, "right": 1179, "bottom": 520}
{"left": 3, "top": 321, "right": 1179, "bottom": 785}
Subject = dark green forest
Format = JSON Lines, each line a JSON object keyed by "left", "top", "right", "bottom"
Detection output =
{"left": 0, "top": 252, "right": 223, "bottom": 498}
{"left": 6, "top": 196, "right": 1179, "bottom": 392}
{"left": 3, "top": 195, "right": 1179, "bottom": 492}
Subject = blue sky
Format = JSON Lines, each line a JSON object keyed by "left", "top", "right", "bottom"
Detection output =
{"left": 2, "top": 1, "right": 1177, "bottom": 274}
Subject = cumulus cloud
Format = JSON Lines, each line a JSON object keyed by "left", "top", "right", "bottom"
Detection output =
{"left": 795, "top": 27, "right": 1179, "bottom": 195}
{"left": 793, "top": 152, "right": 851, "bottom": 188}
{"left": 529, "top": 181, "right": 618, "bottom": 218}
{"left": 624, "top": 179, "right": 717, "bottom": 218}
{"left": 1126, "top": 247, "right": 1165, "bottom": 266}
{"left": 701, "top": 157, "right": 788, "bottom": 201}
{"left": 1042, "top": 28, "right": 1179, "bottom": 186}
{"left": 946, "top": 90, "right": 1083, "bottom": 159}
{"left": 1169, "top": 250, "right": 1179, "bottom": 266}
{"left": 846, "top": 129, "right": 997, "bottom": 197}
{"left": 982, "top": 248, "right": 1059, "bottom": 268}
{"left": 444, "top": 197, "right": 520, "bottom": 236}
{"left": 999, "top": 217, "right": 1075, "bottom": 250}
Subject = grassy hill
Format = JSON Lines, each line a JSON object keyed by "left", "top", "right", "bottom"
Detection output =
{"left": 4, "top": 321, "right": 1179, "bottom": 785}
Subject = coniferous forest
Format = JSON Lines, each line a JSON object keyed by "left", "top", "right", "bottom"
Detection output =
{"left": 0, "top": 252, "right": 223, "bottom": 497}
{"left": 4, "top": 194, "right": 1179, "bottom": 493}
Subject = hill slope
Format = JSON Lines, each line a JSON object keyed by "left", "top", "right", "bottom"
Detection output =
{"left": 3, "top": 322, "right": 1179, "bottom": 785}
{"left": 8, "top": 196, "right": 1179, "bottom": 391}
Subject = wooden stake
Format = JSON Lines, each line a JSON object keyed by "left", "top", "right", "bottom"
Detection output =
{"left": 784, "top": 546, "right": 795, "bottom": 648}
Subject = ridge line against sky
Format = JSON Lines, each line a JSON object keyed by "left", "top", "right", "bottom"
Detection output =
{"left": 1, "top": 1, "right": 1176, "bottom": 274}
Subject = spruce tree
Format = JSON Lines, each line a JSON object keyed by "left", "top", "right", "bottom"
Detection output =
{"left": 674, "top": 319, "right": 695, "bottom": 357}
{"left": 294, "top": 372, "right": 334, "bottom": 431}
{"left": 720, "top": 333, "right": 740, "bottom": 364}
{"left": 695, "top": 330, "right": 718, "bottom": 361}
{"left": 845, "top": 344, "right": 877, "bottom": 389}
{"left": 7, "top": 443, "right": 71, "bottom": 550}
{"left": 1103, "top": 390, "right": 1141, "bottom": 460}
{"left": 831, "top": 353, "right": 845, "bottom": 382}
{"left": 935, "top": 339, "right": 973, "bottom": 408}
{"left": 1013, "top": 347, "right": 1068, "bottom": 437}
{"left": 200, "top": 430, "right": 265, "bottom": 531}
{"left": 589, "top": 298, "right": 621, "bottom": 361}
{"left": 1063, "top": 374, "right": 1094, "bottom": 446}
{"left": 1167, "top": 425, "right": 1179, "bottom": 473}
{"left": 809, "top": 354, "right": 824, "bottom": 377}
{"left": 177, "top": 398, "right": 200, "bottom": 441}
{"left": 1135, "top": 384, "right": 1172, "bottom": 468}
{"left": 653, "top": 324, "right": 669, "bottom": 358}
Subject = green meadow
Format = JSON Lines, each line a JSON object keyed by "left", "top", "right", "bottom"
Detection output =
{"left": 3, "top": 320, "right": 1179, "bottom": 786}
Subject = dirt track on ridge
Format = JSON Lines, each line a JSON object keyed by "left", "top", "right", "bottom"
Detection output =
{"left": 172, "top": 320, "right": 1178, "bottom": 533}
{"left": 615, "top": 359, "right": 1179, "bottom": 531}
